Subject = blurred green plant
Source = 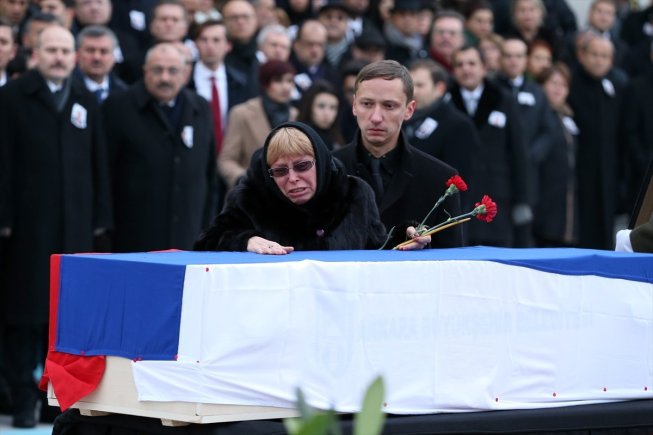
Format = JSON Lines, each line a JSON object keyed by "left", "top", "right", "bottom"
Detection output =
{"left": 284, "top": 376, "right": 386, "bottom": 435}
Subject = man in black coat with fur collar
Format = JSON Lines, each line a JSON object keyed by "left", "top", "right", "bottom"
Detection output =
{"left": 449, "top": 45, "right": 532, "bottom": 248}
{"left": 333, "top": 60, "right": 463, "bottom": 248}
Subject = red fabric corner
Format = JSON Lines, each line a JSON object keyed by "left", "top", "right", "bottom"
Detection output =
{"left": 39, "top": 254, "right": 106, "bottom": 410}
{"left": 41, "top": 351, "right": 106, "bottom": 410}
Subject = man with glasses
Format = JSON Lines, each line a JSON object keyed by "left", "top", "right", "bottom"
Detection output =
{"left": 290, "top": 19, "right": 338, "bottom": 101}
{"left": 102, "top": 42, "right": 217, "bottom": 252}
{"left": 222, "top": 0, "right": 258, "bottom": 85}
{"left": 428, "top": 10, "right": 465, "bottom": 72}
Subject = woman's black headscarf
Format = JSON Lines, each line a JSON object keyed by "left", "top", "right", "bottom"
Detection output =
{"left": 245, "top": 121, "right": 349, "bottom": 218}
{"left": 195, "top": 121, "right": 387, "bottom": 251}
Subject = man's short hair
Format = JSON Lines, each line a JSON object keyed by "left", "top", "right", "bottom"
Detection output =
{"left": 256, "top": 23, "right": 288, "bottom": 48}
{"left": 433, "top": 10, "right": 465, "bottom": 27}
{"left": 463, "top": 0, "right": 492, "bottom": 19}
{"left": 153, "top": 0, "right": 188, "bottom": 21}
{"left": 76, "top": 24, "right": 118, "bottom": 50}
{"left": 296, "top": 19, "right": 323, "bottom": 42}
{"left": 24, "top": 11, "right": 62, "bottom": 35}
{"left": 408, "top": 58, "right": 449, "bottom": 86}
{"left": 193, "top": 19, "right": 226, "bottom": 40}
{"left": 354, "top": 60, "right": 414, "bottom": 102}
{"left": 453, "top": 43, "right": 486, "bottom": 65}
{"left": 511, "top": 0, "right": 546, "bottom": 24}
{"left": 591, "top": 0, "right": 617, "bottom": 11}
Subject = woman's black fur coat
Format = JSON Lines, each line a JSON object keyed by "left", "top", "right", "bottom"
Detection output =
{"left": 194, "top": 122, "right": 394, "bottom": 251}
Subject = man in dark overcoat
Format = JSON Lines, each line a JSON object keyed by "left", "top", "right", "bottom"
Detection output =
{"left": 449, "top": 45, "right": 532, "bottom": 248}
{"left": 333, "top": 60, "right": 463, "bottom": 249}
{"left": 496, "top": 37, "right": 557, "bottom": 247}
{"left": 0, "top": 25, "right": 111, "bottom": 427}
{"left": 568, "top": 35, "right": 624, "bottom": 250}
{"left": 102, "top": 42, "right": 217, "bottom": 252}
{"left": 404, "top": 58, "right": 481, "bottom": 213}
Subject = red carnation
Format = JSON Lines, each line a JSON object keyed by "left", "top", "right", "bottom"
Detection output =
{"left": 446, "top": 175, "right": 468, "bottom": 192}
{"left": 475, "top": 195, "right": 498, "bottom": 223}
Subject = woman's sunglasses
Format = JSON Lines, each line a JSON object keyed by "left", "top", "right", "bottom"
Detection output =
{"left": 268, "top": 160, "right": 316, "bottom": 178}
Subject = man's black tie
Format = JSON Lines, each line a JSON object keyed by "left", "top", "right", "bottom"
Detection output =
{"left": 370, "top": 158, "right": 384, "bottom": 204}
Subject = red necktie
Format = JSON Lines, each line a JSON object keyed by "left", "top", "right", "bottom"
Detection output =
{"left": 209, "top": 76, "right": 223, "bottom": 154}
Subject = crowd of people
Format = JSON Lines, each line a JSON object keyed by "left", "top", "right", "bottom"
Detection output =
{"left": 0, "top": 0, "right": 653, "bottom": 429}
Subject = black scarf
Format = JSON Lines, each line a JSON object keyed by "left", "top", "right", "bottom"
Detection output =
{"left": 242, "top": 121, "right": 350, "bottom": 236}
{"left": 261, "top": 93, "right": 291, "bottom": 128}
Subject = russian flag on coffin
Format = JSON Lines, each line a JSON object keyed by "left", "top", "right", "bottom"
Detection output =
{"left": 41, "top": 248, "right": 653, "bottom": 411}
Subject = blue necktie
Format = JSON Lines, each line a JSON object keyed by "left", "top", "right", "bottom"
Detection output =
{"left": 95, "top": 88, "right": 105, "bottom": 103}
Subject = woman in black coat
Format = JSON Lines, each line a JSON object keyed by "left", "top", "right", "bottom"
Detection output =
{"left": 195, "top": 122, "right": 429, "bottom": 253}
{"left": 533, "top": 63, "right": 579, "bottom": 247}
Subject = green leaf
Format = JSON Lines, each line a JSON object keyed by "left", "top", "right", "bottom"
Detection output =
{"left": 284, "top": 417, "right": 303, "bottom": 435}
{"left": 284, "top": 413, "right": 337, "bottom": 435}
{"left": 295, "top": 387, "right": 315, "bottom": 421}
{"left": 353, "top": 376, "right": 386, "bottom": 435}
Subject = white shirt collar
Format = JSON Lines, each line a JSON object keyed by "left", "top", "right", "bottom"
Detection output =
{"left": 511, "top": 75, "right": 524, "bottom": 88}
{"left": 461, "top": 84, "right": 484, "bottom": 100}
{"left": 256, "top": 50, "right": 267, "bottom": 64}
{"left": 83, "top": 75, "right": 109, "bottom": 92}
{"left": 46, "top": 80, "right": 63, "bottom": 93}
{"left": 195, "top": 61, "right": 226, "bottom": 82}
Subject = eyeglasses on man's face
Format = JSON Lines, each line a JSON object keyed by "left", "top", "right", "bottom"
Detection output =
{"left": 268, "top": 160, "right": 316, "bottom": 178}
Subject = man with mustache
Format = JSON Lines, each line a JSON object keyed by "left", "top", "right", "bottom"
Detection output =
{"left": 72, "top": 25, "right": 126, "bottom": 102}
{"left": 0, "top": 24, "right": 111, "bottom": 427}
{"left": 428, "top": 10, "right": 465, "bottom": 72}
{"left": 102, "top": 42, "right": 217, "bottom": 252}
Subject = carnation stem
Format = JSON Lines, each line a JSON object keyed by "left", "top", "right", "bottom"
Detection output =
{"left": 392, "top": 217, "right": 471, "bottom": 250}
{"left": 377, "top": 226, "right": 396, "bottom": 250}
{"left": 417, "top": 194, "right": 449, "bottom": 231}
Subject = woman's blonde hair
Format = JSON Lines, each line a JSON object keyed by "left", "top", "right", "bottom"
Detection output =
{"left": 266, "top": 127, "right": 315, "bottom": 165}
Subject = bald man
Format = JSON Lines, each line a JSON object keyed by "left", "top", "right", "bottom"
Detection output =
{"left": 290, "top": 19, "right": 339, "bottom": 99}
{"left": 0, "top": 25, "right": 111, "bottom": 427}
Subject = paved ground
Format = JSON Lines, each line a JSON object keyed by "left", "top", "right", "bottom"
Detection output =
{"left": 0, "top": 415, "right": 53, "bottom": 434}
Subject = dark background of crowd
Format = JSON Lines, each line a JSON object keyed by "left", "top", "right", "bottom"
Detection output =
{"left": 1, "top": 0, "right": 653, "bottom": 428}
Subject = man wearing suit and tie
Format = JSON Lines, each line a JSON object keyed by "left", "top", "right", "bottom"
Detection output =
{"left": 188, "top": 19, "right": 250, "bottom": 211}
{"left": 189, "top": 19, "right": 250, "bottom": 153}
{"left": 73, "top": 25, "right": 127, "bottom": 102}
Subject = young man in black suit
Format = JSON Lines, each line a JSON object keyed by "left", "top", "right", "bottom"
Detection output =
{"left": 333, "top": 60, "right": 463, "bottom": 248}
